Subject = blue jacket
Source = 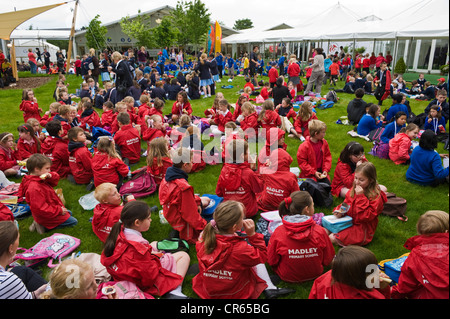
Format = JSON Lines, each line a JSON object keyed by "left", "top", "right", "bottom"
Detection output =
{"left": 324, "top": 58, "right": 332, "bottom": 73}
{"left": 357, "top": 114, "right": 383, "bottom": 136}
{"left": 423, "top": 116, "right": 446, "bottom": 134}
{"left": 380, "top": 121, "right": 405, "bottom": 144}
{"left": 406, "top": 146, "right": 449, "bottom": 186}
{"left": 386, "top": 103, "right": 409, "bottom": 122}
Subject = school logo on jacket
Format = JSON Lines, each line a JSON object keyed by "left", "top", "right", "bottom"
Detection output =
{"left": 126, "top": 137, "right": 140, "bottom": 146}
{"left": 204, "top": 269, "right": 233, "bottom": 280}
{"left": 288, "top": 247, "right": 319, "bottom": 259}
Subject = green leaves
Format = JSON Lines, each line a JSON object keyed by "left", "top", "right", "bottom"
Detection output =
{"left": 85, "top": 14, "right": 108, "bottom": 51}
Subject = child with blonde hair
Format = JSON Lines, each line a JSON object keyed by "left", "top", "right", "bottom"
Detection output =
{"left": 391, "top": 210, "right": 449, "bottom": 299}
{"left": 0, "top": 132, "right": 21, "bottom": 177}
{"left": 239, "top": 102, "right": 259, "bottom": 140}
{"left": 146, "top": 138, "right": 172, "bottom": 186}
{"left": 294, "top": 101, "right": 318, "bottom": 139}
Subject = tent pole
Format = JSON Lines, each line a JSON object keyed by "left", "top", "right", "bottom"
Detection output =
{"left": 65, "top": 0, "right": 79, "bottom": 74}
{"left": 11, "top": 39, "right": 18, "bottom": 81}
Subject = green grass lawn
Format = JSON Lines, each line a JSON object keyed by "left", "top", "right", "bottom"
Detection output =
{"left": 0, "top": 71, "right": 448, "bottom": 299}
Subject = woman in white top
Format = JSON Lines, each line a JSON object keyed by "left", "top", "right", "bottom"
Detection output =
{"left": 0, "top": 221, "right": 47, "bottom": 299}
{"left": 304, "top": 48, "right": 325, "bottom": 95}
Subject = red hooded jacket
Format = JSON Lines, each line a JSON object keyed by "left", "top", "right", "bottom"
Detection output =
{"left": 293, "top": 112, "right": 318, "bottom": 137}
{"left": 309, "top": 270, "right": 390, "bottom": 299}
{"left": 0, "top": 145, "right": 20, "bottom": 171}
{"left": 68, "top": 143, "right": 93, "bottom": 184}
{"left": 257, "top": 148, "right": 299, "bottom": 212}
{"left": 16, "top": 138, "right": 39, "bottom": 160}
{"left": 100, "top": 228, "right": 183, "bottom": 297}
{"left": 113, "top": 124, "right": 141, "bottom": 164}
{"left": 19, "top": 100, "right": 41, "bottom": 122}
{"left": 80, "top": 109, "right": 101, "bottom": 129}
{"left": 171, "top": 101, "right": 193, "bottom": 116}
{"left": 216, "top": 162, "right": 264, "bottom": 218}
{"left": 18, "top": 173, "right": 70, "bottom": 229}
{"left": 193, "top": 233, "right": 268, "bottom": 299}
{"left": 268, "top": 215, "right": 335, "bottom": 283}
{"left": 296, "top": 136, "right": 332, "bottom": 181}
{"left": 91, "top": 151, "right": 129, "bottom": 187}
{"left": 391, "top": 233, "right": 449, "bottom": 299}
{"left": 214, "top": 110, "right": 234, "bottom": 132}
{"left": 100, "top": 109, "right": 116, "bottom": 131}
{"left": 0, "top": 203, "right": 14, "bottom": 222}
{"left": 331, "top": 158, "right": 368, "bottom": 197}
{"left": 259, "top": 109, "right": 281, "bottom": 131}
{"left": 40, "top": 136, "right": 71, "bottom": 178}
{"left": 389, "top": 133, "right": 412, "bottom": 165}
{"left": 158, "top": 167, "right": 206, "bottom": 244}
{"left": 240, "top": 112, "right": 259, "bottom": 139}
{"left": 147, "top": 157, "right": 172, "bottom": 185}
{"left": 333, "top": 189, "right": 387, "bottom": 246}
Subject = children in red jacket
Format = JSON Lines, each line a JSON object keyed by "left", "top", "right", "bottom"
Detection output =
{"left": 268, "top": 63, "right": 279, "bottom": 88}
{"left": 91, "top": 136, "right": 129, "bottom": 187}
{"left": 389, "top": 124, "right": 419, "bottom": 165}
{"left": 296, "top": 120, "right": 332, "bottom": 183}
{"left": 158, "top": 147, "right": 208, "bottom": 244}
{"left": 19, "top": 89, "right": 42, "bottom": 122}
{"left": 39, "top": 102, "right": 60, "bottom": 128}
{"left": 309, "top": 245, "right": 391, "bottom": 299}
{"left": 391, "top": 210, "right": 449, "bottom": 299}
{"left": 258, "top": 100, "right": 281, "bottom": 131}
{"left": 213, "top": 99, "right": 234, "bottom": 134}
{"left": 101, "top": 201, "right": 190, "bottom": 298}
{"left": 92, "top": 182, "right": 135, "bottom": 243}
{"left": 268, "top": 191, "right": 335, "bottom": 283}
{"left": 40, "top": 120, "right": 71, "bottom": 178}
{"left": 67, "top": 127, "right": 93, "bottom": 185}
{"left": 257, "top": 147, "right": 299, "bottom": 212}
{"left": 216, "top": 138, "right": 263, "bottom": 218}
{"left": 193, "top": 200, "right": 294, "bottom": 299}
{"left": 146, "top": 138, "right": 172, "bottom": 186}
{"left": 142, "top": 115, "right": 167, "bottom": 150}
{"left": 16, "top": 123, "right": 40, "bottom": 160}
{"left": 171, "top": 91, "right": 192, "bottom": 124}
{"left": 331, "top": 141, "right": 367, "bottom": 198}
{"left": 113, "top": 112, "right": 141, "bottom": 164}
{"left": 100, "top": 101, "right": 116, "bottom": 133}
{"left": 294, "top": 101, "right": 318, "bottom": 139}
{"left": 0, "top": 132, "right": 21, "bottom": 177}
{"left": 147, "top": 98, "right": 165, "bottom": 122}
{"left": 328, "top": 162, "right": 387, "bottom": 246}
{"left": 79, "top": 101, "right": 101, "bottom": 130}
{"left": 18, "top": 154, "right": 78, "bottom": 233}
{"left": 239, "top": 102, "right": 259, "bottom": 140}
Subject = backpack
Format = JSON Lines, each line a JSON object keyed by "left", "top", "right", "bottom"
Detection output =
{"left": 382, "top": 192, "right": 408, "bottom": 221}
{"left": 5, "top": 203, "right": 31, "bottom": 219}
{"left": 367, "top": 127, "right": 385, "bottom": 143}
{"left": 317, "top": 101, "right": 334, "bottom": 110}
{"left": 299, "top": 178, "right": 333, "bottom": 208}
{"left": 326, "top": 90, "right": 338, "bottom": 103}
{"left": 97, "top": 281, "right": 153, "bottom": 299}
{"left": 119, "top": 169, "right": 157, "bottom": 198}
{"left": 12, "top": 233, "right": 81, "bottom": 268}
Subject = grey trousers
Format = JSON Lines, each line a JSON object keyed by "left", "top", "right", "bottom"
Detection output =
{"left": 305, "top": 70, "right": 325, "bottom": 94}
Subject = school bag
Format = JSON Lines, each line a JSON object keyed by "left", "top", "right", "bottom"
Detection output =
{"left": 299, "top": 178, "right": 334, "bottom": 208}
{"left": 157, "top": 238, "right": 189, "bottom": 253}
{"left": 5, "top": 203, "right": 31, "bottom": 219}
{"left": 381, "top": 192, "right": 408, "bottom": 222}
{"left": 97, "top": 281, "right": 154, "bottom": 299}
{"left": 12, "top": 233, "right": 81, "bottom": 269}
{"left": 326, "top": 90, "right": 338, "bottom": 103}
{"left": 367, "top": 127, "right": 385, "bottom": 143}
{"left": 119, "top": 169, "right": 157, "bottom": 198}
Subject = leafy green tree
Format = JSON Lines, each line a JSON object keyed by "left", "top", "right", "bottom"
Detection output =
{"left": 233, "top": 18, "right": 253, "bottom": 30}
{"left": 153, "top": 16, "right": 180, "bottom": 49}
{"left": 120, "top": 10, "right": 154, "bottom": 48}
{"left": 85, "top": 14, "right": 108, "bottom": 51}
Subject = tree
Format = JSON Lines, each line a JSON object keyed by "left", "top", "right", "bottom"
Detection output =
{"left": 233, "top": 18, "right": 253, "bottom": 30}
{"left": 120, "top": 10, "right": 154, "bottom": 49}
{"left": 153, "top": 16, "right": 180, "bottom": 49}
{"left": 85, "top": 15, "right": 108, "bottom": 51}
{"left": 394, "top": 57, "right": 407, "bottom": 74}
{"left": 170, "top": 0, "right": 211, "bottom": 49}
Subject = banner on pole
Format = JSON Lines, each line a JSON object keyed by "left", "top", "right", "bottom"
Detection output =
{"left": 207, "top": 24, "right": 215, "bottom": 56}
{"left": 215, "top": 21, "right": 222, "bottom": 53}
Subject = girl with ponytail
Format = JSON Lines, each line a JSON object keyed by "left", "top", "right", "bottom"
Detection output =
{"left": 101, "top": 200, "right": 190, "bottom": 299}
{"left": 193, "top": 200, "right": 294, "bottom": 299}
{"left": 267, "top": 191, "right": 335, "bottom": 283}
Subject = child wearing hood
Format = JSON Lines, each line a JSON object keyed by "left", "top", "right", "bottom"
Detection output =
{"left": 391, "top": 210, "right": 449, "bottom": 299}
{"left": 67, "top": 127, "right": 93, "bottom": 186}
{"left": 18, "top": 154, "right": 78, "bottom": 234}
{"left": 40, "top": 120, "right": 71, "bottom": 178}
{"left": 267, "top": 191, "right": 335, "bottom": 283}
{"left": 158, "top": 147, "right": 209, "bottom": 244}
{"left": 216, "top": 139, "right": 264, "bottom": 218}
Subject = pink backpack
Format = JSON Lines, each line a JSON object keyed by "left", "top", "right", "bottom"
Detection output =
{"left": 97, "top": 281, "right": 154, "bottom": 299}
{"left": 119, "top": 169, "right": 157, "bottom": 198}
{"left": 13, "top": 233, "right": 80, "bottom": 268}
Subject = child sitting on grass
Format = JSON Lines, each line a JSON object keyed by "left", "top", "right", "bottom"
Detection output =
{"left": 294, "top": 101, "right": 318, "bottom": 140}
{"left": 19, "top": 153, "right": 78, "bottom": 234}
{"left": 92, "top": 182, "right": 135, "bottom": 243}
{"left": 146, "top": 138, "right": 172, "bottom": 186}
{"left": 0, "top": 132, "right": 21, "bottom": 177}
{"left": 40, "top": 120, "right": 71, "bottom": 178}
{"left": 16, "top": 123, "right": 40, "bottom": 161}
{"left": 67, "top": 127, "right": 93, "bottom": 186}
{"left": 296, "top": 120, "right": 332, "bottom": 183}
{"left": 113, "top": 112, "right": 142, "bottom": 165}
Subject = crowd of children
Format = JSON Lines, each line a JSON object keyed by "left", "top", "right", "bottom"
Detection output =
{"left": 0, "top": 45, "right": 448, "bottom": 301}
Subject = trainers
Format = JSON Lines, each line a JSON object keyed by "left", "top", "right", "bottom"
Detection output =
{"left": 35, "top": 223, "right": 46, "bottom": 234}
{"left": 29, "top": 221, "right": 36, "bottom": 232}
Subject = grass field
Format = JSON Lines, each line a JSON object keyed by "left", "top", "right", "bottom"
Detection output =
{"left": 0, "top": 70, "right": 448, "bottom": 299}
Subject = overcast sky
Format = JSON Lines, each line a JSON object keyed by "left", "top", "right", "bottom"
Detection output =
{"left": 2, "top": 0, "right": 424, "bottom": 31}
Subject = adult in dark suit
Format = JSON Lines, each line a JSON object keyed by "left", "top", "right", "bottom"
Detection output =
{"left": 108, "top": 51, "right": 133, "bottom": 101}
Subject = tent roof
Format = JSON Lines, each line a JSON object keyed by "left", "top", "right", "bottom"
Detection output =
{"left": 0, "top": 2, "right": 66, "bottom": 40}
{"left": 10, "top": 29, "right": 71, "bottom": 40}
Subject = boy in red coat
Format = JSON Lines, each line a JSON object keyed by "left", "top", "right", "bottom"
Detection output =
{"left": 296, "top": 120, "right": 332, "bottom": 183}
{"left": 40, "top": 120, "right": 71, "bottom": 178}
{"left": 113, "top": 112, "right": 141, "bottom": 164}
{"left": 268, "top": 62, "right": 279, "bottom": 88}
{"left": 257, "top": 147, "right": 299, "bottom": 212}
{"left": 18, "top": 154, "right": 77, "bottom": 233}
{"left": 268, "top": 191, "right": 335, "bottom": 283}
{"left": 158, "top": 147, "right": 208, "bottom": 244}
{"left": 391, "top": 210, "right": 449, "bottom": 299}
{"left": 92, "top": 182, "right": 135, "bottom": 242}
{"left": 216, "top": 139, "right": 264, "bottom": 218}
{"left": 67, "top": 127, "right": 93, "bottom": 185}
{"left": 79, "top": 101, "right": 101, "bottom": 130}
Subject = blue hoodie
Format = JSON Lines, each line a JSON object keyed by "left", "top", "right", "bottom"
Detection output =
{"left": 406, "top": 146, "right": 449, "bottom": 186}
